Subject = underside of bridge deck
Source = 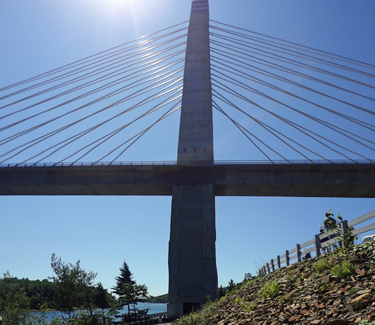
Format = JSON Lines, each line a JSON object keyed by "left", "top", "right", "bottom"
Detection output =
{"left": 1, "top": 163, "right": 374, "bottom": 198}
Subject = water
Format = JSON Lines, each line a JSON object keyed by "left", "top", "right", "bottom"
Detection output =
{"left": 30, "top": 302, "right": 167, "bottom": 322}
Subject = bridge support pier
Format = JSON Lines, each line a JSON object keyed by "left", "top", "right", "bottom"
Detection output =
{"left": 167, "top": 183, "right": 217, "bottom": 317}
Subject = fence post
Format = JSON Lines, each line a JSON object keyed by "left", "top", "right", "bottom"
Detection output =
{"left": 315, "top": 234, "right": 321, "bottom": 257}
{"left": 342, "top": 220, "right": 349, "bottom": 248}
{"left": 296, "top": 244, "right": 301, "bottom": 262}
{"left": 267, "top": 262, "right": 270, "bottom": 273}
{"left": 285, "top": 250, "right": 290, "bottom": 266}
{"left": 271, "top": 259, "right": 275, "bottom": 272}
{"left": 263, "top": 265, "right": 267, "bottom": 274}
{"left": 277, "top": 255, "right": 281, "bottom": 269}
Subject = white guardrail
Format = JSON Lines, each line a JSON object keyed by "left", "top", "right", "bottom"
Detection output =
{"left": 260, "top": 210, "right": 375, "bottom": 275}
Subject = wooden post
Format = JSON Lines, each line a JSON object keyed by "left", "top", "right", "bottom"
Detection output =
{"left": 271, "top": 259, "right": 275, "bottom": 272}
{"left": 315, "top": 234, "right": 321, "bottom": 257}
{"left": 285, "top": 250, "right": 290, "bottom": 266}
{"left": 342, "top": 220, "right": 349, "bottom": 248}
{"left": 296, "top": 244, "right": 301, "bottom": 262}
{"left": 277, "top": 255, "right": 281, "bottom": 269}
{"left": 267, "top": 263, "right": 270, "bottom": 273}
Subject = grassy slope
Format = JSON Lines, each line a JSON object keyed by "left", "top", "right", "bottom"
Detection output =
{"left": 174, "top": 241, "right": 375, "bottom": 324}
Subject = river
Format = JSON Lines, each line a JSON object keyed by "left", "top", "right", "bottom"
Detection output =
{"left": 30, "top": 302, "right": 167, "bottom": 321}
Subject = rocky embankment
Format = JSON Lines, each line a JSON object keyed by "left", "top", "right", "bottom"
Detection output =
{"left": 175, "top": 241, "right": 375, "bottom": 325}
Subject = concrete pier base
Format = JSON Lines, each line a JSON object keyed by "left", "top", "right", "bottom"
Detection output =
{"left": 167, "top": 183, "right": 217, "bottom": 318}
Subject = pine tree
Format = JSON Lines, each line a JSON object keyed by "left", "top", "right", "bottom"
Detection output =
{"left": 112, "top": 260, "right": 133, "bottom": 296}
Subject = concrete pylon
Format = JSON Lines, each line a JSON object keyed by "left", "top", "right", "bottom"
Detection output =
{"left": 167, "top": 0, "right": 217, "bottom": 318}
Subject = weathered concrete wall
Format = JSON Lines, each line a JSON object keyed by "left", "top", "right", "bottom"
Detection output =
{"left": 177, "top": 0, "right": 213, "bottom": 166}
{"left": 168, "top": 0, "right": 217, "bottom": 317}
{"left": 168, "top": 184, "right": 217, "bottom": 317}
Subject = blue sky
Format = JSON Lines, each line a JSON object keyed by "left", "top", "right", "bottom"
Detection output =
{"left": 1, "top": 0, "right": 375, "bottom": 297}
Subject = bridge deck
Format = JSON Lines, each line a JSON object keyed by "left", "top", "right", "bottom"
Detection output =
{"left": 0, "top": 163, "right": 374, "bottom": 197}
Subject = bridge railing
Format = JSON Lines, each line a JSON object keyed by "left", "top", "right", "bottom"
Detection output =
{"left": 123, "top": 313, "right": 167, "bottom": 325}
{"left": 259, "top": 209, "right": 375, "bottom": 275}
{"left": 0, "top": 159, "right": 374, "bottom": 168}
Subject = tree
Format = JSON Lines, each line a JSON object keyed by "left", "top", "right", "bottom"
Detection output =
{"left": 95, "top": 282, "right": 116, "bottom": 325}
{"left": 218, "top": 285, "right": 225, "bottom": 299}
{"left": 0, "top": 272, "right": 30, "bottom": 325}
{"left": 50, "top": 253, "right": 97, "bottom": 316}
{"left": 243, "top": 273, "right": 253, "bottom": 282}
{"left": 113, "top": 261, "right": 149, "bottom": 323}
{"left": 112, "top": 260, "right": 133, "bottom": 296}
{"left": 227, "top": 279, "right": 236, "bottom": 292}
{"left": 117, "top": 282, "right": 148, "bottom": 322}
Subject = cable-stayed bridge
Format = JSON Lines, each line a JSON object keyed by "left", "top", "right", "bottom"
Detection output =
{"left": 1, "top": 0, "right": 375, "bottom": 317}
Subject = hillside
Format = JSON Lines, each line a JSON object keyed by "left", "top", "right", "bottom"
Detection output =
{"left": 175, "top": 241, "right": 375, "bottom": 325}
{"left": 147, "top": 293, "right": 168, "bottom": 303}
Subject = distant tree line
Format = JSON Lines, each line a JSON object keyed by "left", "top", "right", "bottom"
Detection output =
{"left": 0, "top": 254, "right": 149, "bottom": 325}
{"left": 0, "top": 275, "right": 58, "bottom": 310}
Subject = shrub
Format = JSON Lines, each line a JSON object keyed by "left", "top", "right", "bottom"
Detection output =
{"left": 261, "top": 281, "right": 280, "bottom": 299}
{"left": 314, "top": 258, "right": 334, "bottom": 273}
{"left": 235, "top": 297, "right": 242, "bottom": 304}
{"left": 329, "top": 260, "right": 356, "bottom": 279}
{"left": 242, "top": 302, "right": 256, "bottom": 312}
{"left": 347, "top": 287, "right": 361, "bottom": 295}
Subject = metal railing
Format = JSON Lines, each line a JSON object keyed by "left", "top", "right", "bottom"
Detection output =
{"left": 124, "top": 313, "right": 167, "bottom": 325}
{"left": 0, "top": 159, "right": 374, "bottom": 168}
{"left": 259, "top": 209, "right": 375, "bottom": 275}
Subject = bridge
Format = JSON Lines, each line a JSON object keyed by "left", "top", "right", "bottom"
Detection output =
{"left": 1, "top": 0, "right": 375, "bottom": 318}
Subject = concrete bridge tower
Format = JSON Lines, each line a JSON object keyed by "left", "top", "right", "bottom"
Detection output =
{"left": 167, "top": 0, "right": 217, "bottom": 317}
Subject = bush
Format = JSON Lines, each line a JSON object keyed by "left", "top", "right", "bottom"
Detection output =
{"left": 329, "top": 260, "right": 356, "bottom": 279}
{"left": 314, "top": 258, "right": 334, "bottom": 273}
{"left": 242, "top": 302, "right": 256, "bottom": 312}
{"left": 261, "top": 281, "right": 279, "bottom": 299}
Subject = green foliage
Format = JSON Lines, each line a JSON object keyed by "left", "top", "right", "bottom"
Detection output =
{"left": 347, "top": 287, "right": 361, "bottom": 295}
{"left": 146, "top": 293, "right": 168, "bottom": 303}
{"left": 174, "top": 300, "right": 215, "bottom": 325}
{"left": 242, "top": 302, "right": 256, "bottom": 312}
{"left": 261, "top": 281, "right": 279, "bottom": 299}
{"left": 359, "top": 321, "right": 375, "bottom": 325}
{"left": 217, "top": 285, "right": 226, "bottom": 299}
{"left": 329, "top": 260, "right": 356, "bottom": 279}
{"left": 243, "top": 273, "right": 253, "bottom": 282}
{"left": 0, "top": 277, "right": 58, "bottom": 310}
{"left": 317, "top": 282, "right": 327, "bottom": 293}
{"left": 114, "top": 262, "right": 149, "bottom": 323}
{"left": 175, "top": 311, "right": 201, "bottom": 325}
{"left": 319, "top": 211, "right": 357, "bottom": 253}
{"left": 314, "top": 258, "right": 334, "bottom": 273}
{"left": 219, "top": 296, "right": 226, "bottom": 303}
{"left": 112, "top": 261, "right": 133, "bottom": 296}
{"left": 0, "top": 271, "right": 30, "bottom": 325}
{"left": 227, "top": 279, "right": 236, "bottom": 292}
{"left": 50, "top": 253, "right": 97, "bottom": 316}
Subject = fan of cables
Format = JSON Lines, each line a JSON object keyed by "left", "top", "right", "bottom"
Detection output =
{"left": 0, "top": 22, "right": 188, "bottom": 166}
{"left": 1, "top": 19, "right": 375, "bottom": 166}
{"left": 210, "top": 20, "right": 375, "bottom": 164}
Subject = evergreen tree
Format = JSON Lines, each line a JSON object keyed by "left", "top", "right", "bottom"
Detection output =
{"left": 113, "top": 261, "right": 149, "bottom": 323}
{"left": 112, "top": 260, "right": 133, "bottom": 296}
{"left": 227, "top": 279, "right": 236, "bottom": 292}
{"left": 117, "top": 282, "right": 149, "bottom": 322}
{"left": 218, "top": 285, "right": 225, "bottom": 299}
